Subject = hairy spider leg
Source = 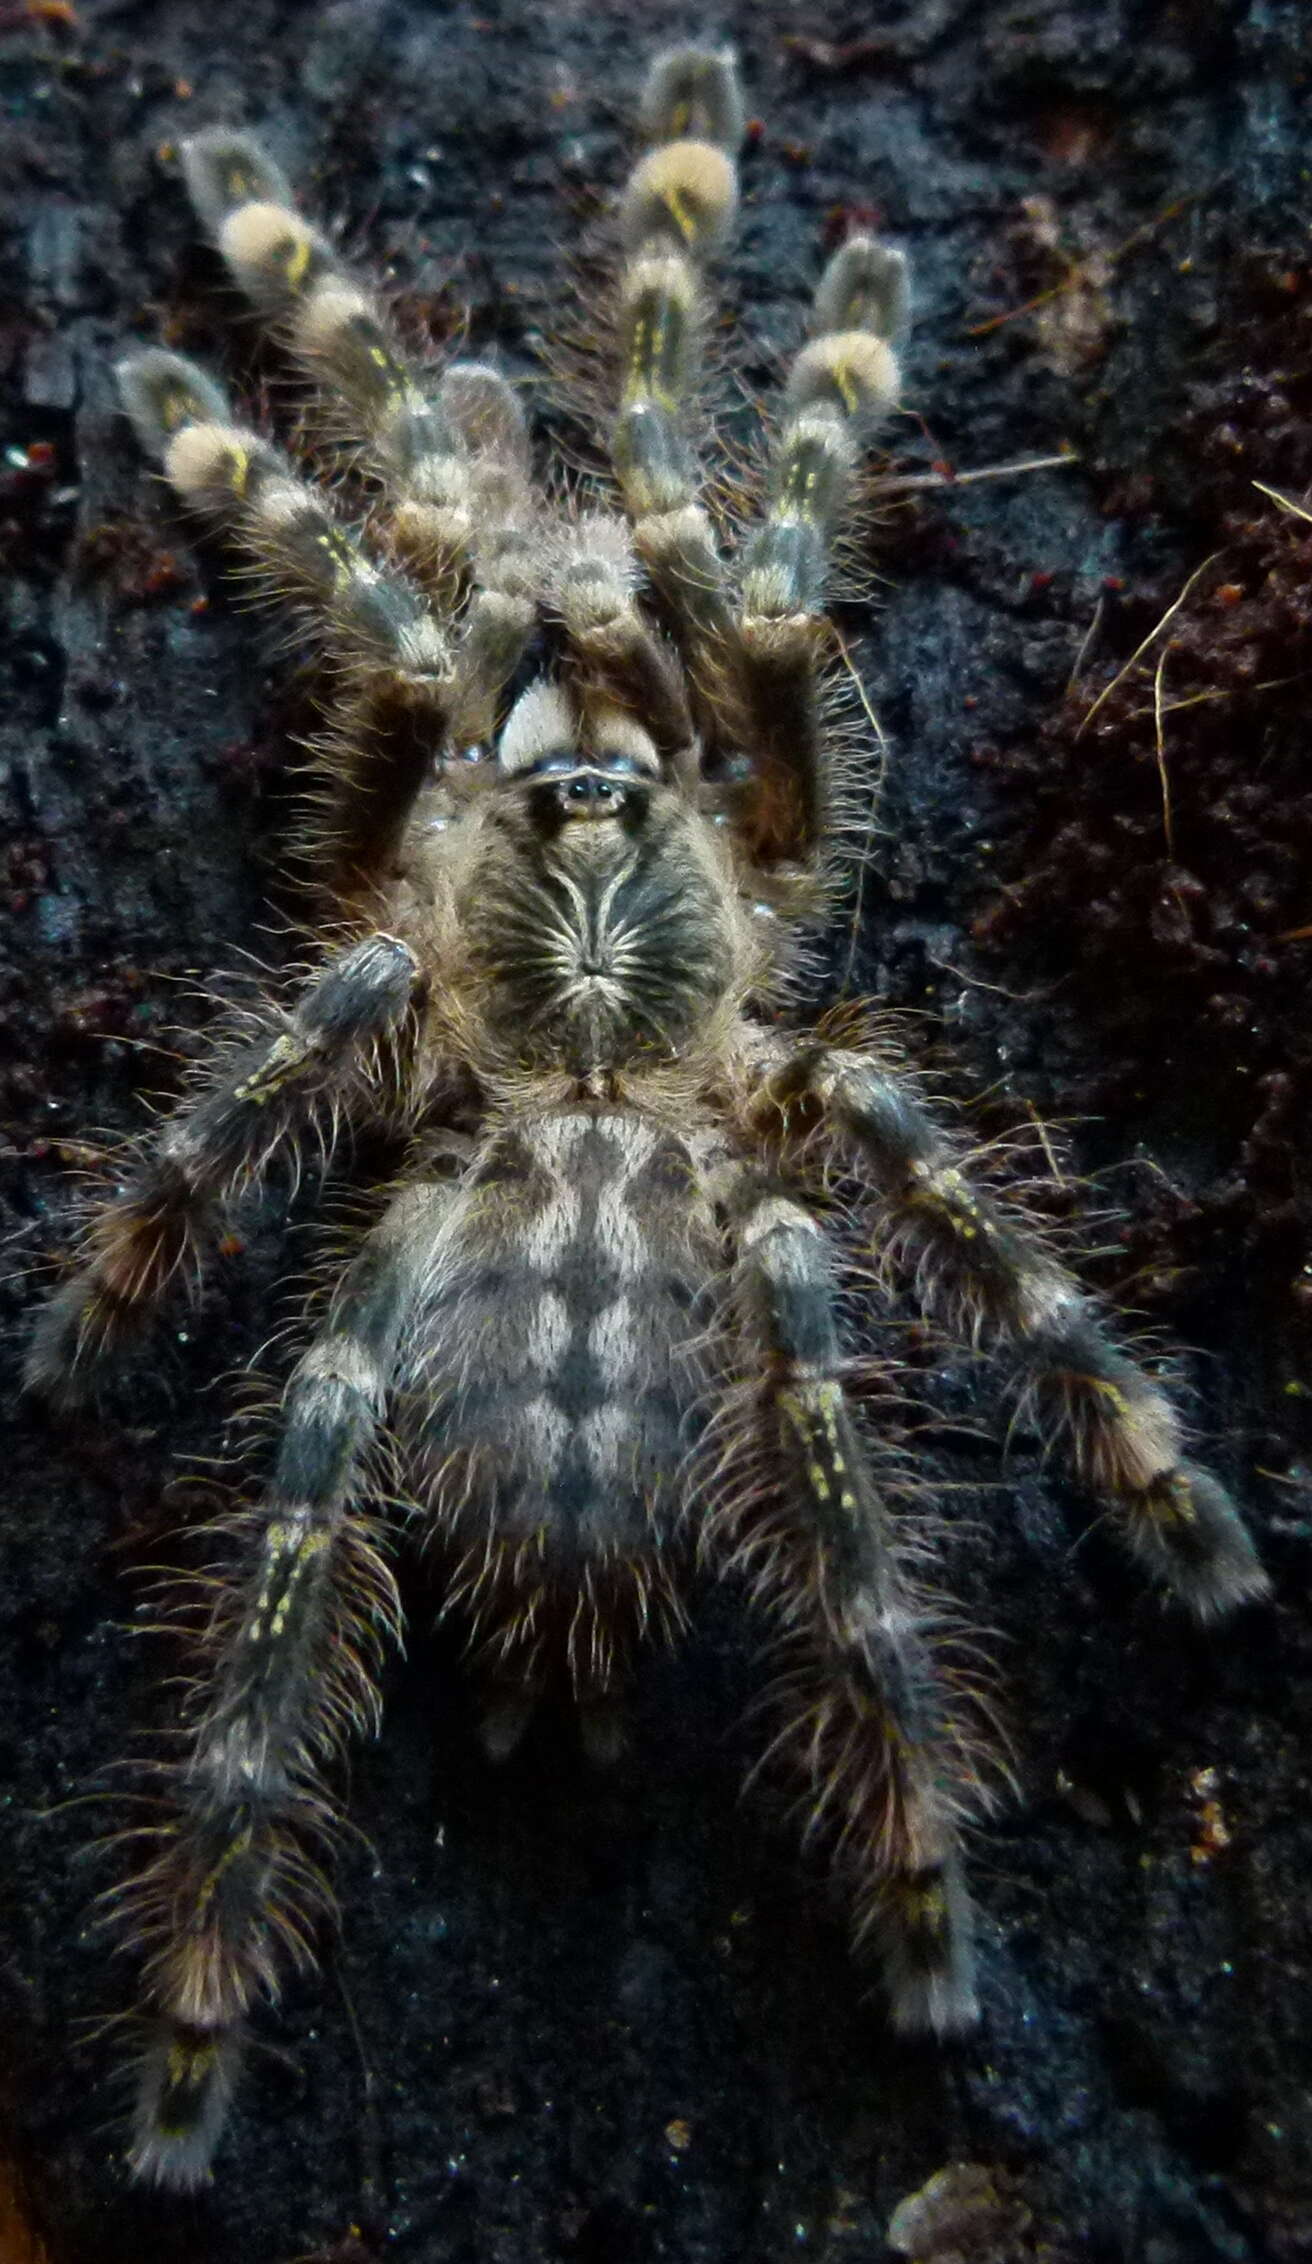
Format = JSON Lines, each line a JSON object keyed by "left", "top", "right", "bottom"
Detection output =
{"left": 179, "top": 132, "right": 539, "bottom": 756}
{"left": 724, "top": 1182, "right": 978, "bottom": 2032}
{"left": 118, "top": 348, "right": 455, "bottom": 899}
{"left": 118, "top": 1182, "right": 444, "bottom": 2188}
{"left": 117, "top": 350, "right": 448, "bottom": 680}
{"left": 607, "top": 49, "right": 909, "bottom": 888}
{"left": 25, "top": 934, "right": 419, "bottom": 1397}
{"left": 734, "top": 233, "right": 908, "bottom": 869}
{"left": 606, "top": 48, "right": 748, "bottom": 757}
{"left": 756, "top": 1044, "right": 1270, "bottom": 1619}
{"left": 182, "top": 132, "right": 480, "bottom": 600}
{"left": 553, "top": 536, "right": 698, "bottom": 779}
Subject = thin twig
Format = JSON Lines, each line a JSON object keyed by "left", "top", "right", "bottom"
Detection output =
{"left": 1065, "top": 594, "right": 1105, "bottom": 696}
{"left": 1076, "top": 551, "right": 1222, "bottom": 739}
{"left": 1252, "top": 478, "right": 1312, "bottom": 525}
{"left": 967, "top": 190, "right": 1202, "bottom": 338}
{"left": 1117, "top": 669, "right": 1310, "bottom": 723}
{"left": 1024, "top": 1100, "right": 1068, "bottom": 1185}
{"left": 833, "top": 626, "right": 889, "bottom": 993}
{"left": 1152, "top": 644, "right": 1174, "bottom": 858}
{"left": 878, "top": 450, "right": 1079, "bottom": 497}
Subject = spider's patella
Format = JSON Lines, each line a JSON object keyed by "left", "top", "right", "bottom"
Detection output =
{"left": 28, "top": 46, "right": 1267, "bottom": 2188}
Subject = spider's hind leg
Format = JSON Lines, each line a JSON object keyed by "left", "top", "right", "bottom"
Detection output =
{"left": 716, "top": 1182, "right": 983, "bottom": 2034}
{"left": 118, "top": 1184, "right": 442, "bottom": 2186}
{"left": 755, "top": 1044, "right": 1269, "bottom": 1620}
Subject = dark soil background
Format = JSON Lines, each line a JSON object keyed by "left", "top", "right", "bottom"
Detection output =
{"left": 2, "top": 2, "right": 1309, "bottom": 2259}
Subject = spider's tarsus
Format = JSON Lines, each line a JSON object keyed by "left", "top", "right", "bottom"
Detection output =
{"left": 115, "top": 347, "right": 231, "bottom": 463}
{"left": 24, "top": 1266, "right": 162, "bottom": 1407}
{"left": 638, "top": 45, "right": 744, "bottom": 153}
{"left": 127, "top": 2021, "right": 241, "bottom": 2191}
{"left": 179, "top": 127, "right": 293, "bottom": 234}
{"left": 1119, "top": 1463, "right": 1273, "bottom": 1622}
{"left": 812, "top": 234, "right": 911, "bottom": 343}
{"left": 877, "top": 1858, "right": 979, "bottom": 2037}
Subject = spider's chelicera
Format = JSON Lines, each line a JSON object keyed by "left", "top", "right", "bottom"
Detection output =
{"left": 28, "top": 47, "right": 1268, "bottom": 2188}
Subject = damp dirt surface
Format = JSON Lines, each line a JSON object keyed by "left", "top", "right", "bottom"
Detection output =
{"left": 2, "top": 2, "right": 1310, "bottom": 2259}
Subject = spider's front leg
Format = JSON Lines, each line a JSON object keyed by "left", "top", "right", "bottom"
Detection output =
{"left": 604, "top": 48, "right": 747, "bottom": 741}
{"left": 718, "top": 1180, "right": 980, "bottom": 2033}
{"left": 752, "top": 1045, "right": 1269, "bottom": 1619}
{"left": 176, "top": 132, "right": 529, "bottom": 613}
{"left": 611, "top": 49, "right": 909, "bottom": 872}
{"left": 26, "top": 933, "right": 419, "bottom": 1400}
{"left": 117, "top": 349, "right": 458, "bottom": 899}
{"left": 117, "top": 1182, "right": 443, "bottom": 2188}
{"left": 173, "top": 130, "right": 540, "bottom": 749}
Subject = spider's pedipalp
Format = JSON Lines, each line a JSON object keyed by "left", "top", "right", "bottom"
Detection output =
{"left": 26, "top": 934, "right": 420, "bottom": 1400}
{"left": 756, "top": 1042, "right": 1270, "bottom": 1619}
{"left": 732, "top": 234, "right": 906, "bottom": 871}
{"left": 720, "top": 1183, "right": 981, "bottom": 2034}
{"left": 439, "top": 361, "right": 531, "bottom": 497}
{"left": 555, "top": 543, "right": 696, "bottom": 765}
{"left": 437, "top": 362, "right": 531, "bottom": 491}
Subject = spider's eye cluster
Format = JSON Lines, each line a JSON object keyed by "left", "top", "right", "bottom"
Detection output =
{"left": 522, "top": 748, "right": 654, "bottom": 828}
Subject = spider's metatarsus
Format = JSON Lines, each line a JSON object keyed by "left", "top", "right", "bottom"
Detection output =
{"left": 29, "top": 47, "right": 1268, "bottom": 2188}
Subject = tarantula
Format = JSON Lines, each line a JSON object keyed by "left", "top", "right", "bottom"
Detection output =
{"left": 27, "top": 44, "right": 1267, "bottom": 2189}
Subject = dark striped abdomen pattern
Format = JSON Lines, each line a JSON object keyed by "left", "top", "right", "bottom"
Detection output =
{"left": 402, "top": 1110, "right": 717, "bottom": 1564}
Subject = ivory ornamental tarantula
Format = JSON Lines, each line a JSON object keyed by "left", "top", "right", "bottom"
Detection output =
{"left": 28, "top": 44, "right": 1268, "bottom": 2189}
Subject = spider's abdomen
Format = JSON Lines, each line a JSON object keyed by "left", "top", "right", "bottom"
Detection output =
{"left": 400, "top": 1109, "right": 720, "bottom": 1577}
